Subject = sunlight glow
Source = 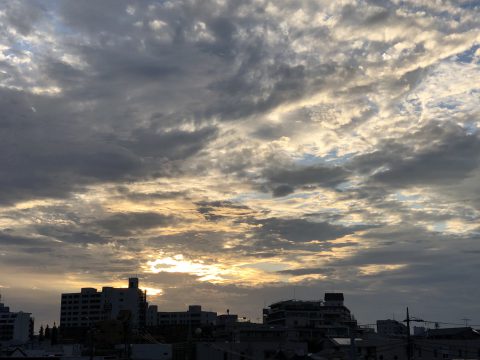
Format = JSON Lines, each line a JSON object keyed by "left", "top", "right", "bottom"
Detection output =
{"left": 146, "top": 255, "right": 224, "bottom": 282}
{"left": 359, "top": 264, "right": 407, "bottom": 276}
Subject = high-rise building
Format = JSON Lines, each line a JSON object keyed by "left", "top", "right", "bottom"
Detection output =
{"left": 0, "top": 296, "right": 34, "bottom": 344}
{"left": 60, "top": 278, "right": 147, "bottom": 330}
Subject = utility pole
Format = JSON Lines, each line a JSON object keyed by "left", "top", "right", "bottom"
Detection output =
{"left": 186, "top": 314, "right": 192, "bottom": 360}
{"left": 87, "top": 318, "right": 94, "bottom": 360}
{"left": 349, "top": 320, "right": 357, "bottom": 360}
{"left": 405, "top": 307, "right": 411, "bottom": 360}
{"left": 462, "top": 318, "right": 470, "bottom": 360}
{"left": 403, "top": 308, "right": 424, "bottom": 360}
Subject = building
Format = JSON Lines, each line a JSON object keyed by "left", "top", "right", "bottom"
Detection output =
{"left": 114, "top": 343, "right": 172, "bottom": 360}
{"left": 316, "top": 327, "right": 480, "bottom": 360}
{"left": 376, "top": 319, "right": 408, "bottom": 337}
{"left": 413, "top": 325, "right": 426, "bottom": 336}
{"left": 262, "top": 293, "right": 356, "bottom": 337}
{"left": 0, "top": 296, "right": 34, "bottom": 344}
{"left": 146, "top": 305, "right": 217, "bottom": 327}
{"left": 59, "top": 277, "right": 147, "bottom": 331}
{"left": 195, "top": 339, "right": 308, "bottom": 360}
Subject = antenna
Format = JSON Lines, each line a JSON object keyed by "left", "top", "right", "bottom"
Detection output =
{"left": 462, "top": 318, "right": 471, "bottom": 327}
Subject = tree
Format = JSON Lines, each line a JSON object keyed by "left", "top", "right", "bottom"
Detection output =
{"left": 45, "top": 324, "right": 51, "bottom": 339}
{"left": 51, "top": 323, "right": 58, "bottom": 345}
{"left": 39, "top": 325, "right": 44, "bottom": 341}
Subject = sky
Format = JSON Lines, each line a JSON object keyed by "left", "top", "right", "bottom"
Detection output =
{"left": 1, "top": 0, "right": 480, "bottom": 330}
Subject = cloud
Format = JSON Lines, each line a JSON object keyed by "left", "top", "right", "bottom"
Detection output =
{"left": 1, "top": 0, "right": 480, "bottom": 328}
{"left": 265, "top": 164, "right": 350, "bottom": 195}
{"left": 351, "top": 122, "right": 480, "bottom": 188}
{"left": 94, "top": 212, "right": 178, "bottom": 236}
{"left": 276, "top": 267, "right": 334, "bottom": 276}
{"left": 254, "top": 217, "right": 362, "bottom": 243}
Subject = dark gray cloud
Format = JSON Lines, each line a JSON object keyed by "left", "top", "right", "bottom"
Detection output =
{"left": 272, "top": 184, "right": 295, "bottom": 197}
{"left": 379, "top": 129, "right": 478, "bottom": 187}
{"left": 147, "top": 230, "right": 241, "bottom": 254}
{"left": 277, "top": 267, "right": 335, "bottom": 276}
{"left": 196, "top": 200, "right": 251, "bottom": 221}
{"left": 263, "top": 165, "right": 350, "bottom": 196}
{"left": 0, "top": 87, "right": 215, "bottom": 204}
{"left": 254, "top": 218, "right": 362, "bottom": 243}
{"left": 267, "top": 165, "right": 349, "bottom": 187}
{"left": 94, "top": 212, "right": 177, "bottom": 237}
{"left": 115, "top": 187, "right": 189, "bottom": 201}
{"left": 0, "top": 0, "right": 45, "bottom": 36}
{"left": 351, "top": 123, "right": 480, "bottom": 187}
{"left": 0, "top": 232, "right": 54, "bottom": 247}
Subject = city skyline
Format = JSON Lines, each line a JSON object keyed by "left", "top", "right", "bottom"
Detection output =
{"left": 1, "top": 0, "right": 480, "bottom": 330}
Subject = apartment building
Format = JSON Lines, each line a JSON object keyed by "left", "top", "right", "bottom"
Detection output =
{"left": 263, "top": 292, "right": 356, "bottom": 337}
{"left": 146, "top": 305, "right": 217, "bottom": 327}
{"left": 0, "top": 296, "right": 34, "bottom": 344}
{"left": 60, "top": 278, "right": 147, "bottom": 330}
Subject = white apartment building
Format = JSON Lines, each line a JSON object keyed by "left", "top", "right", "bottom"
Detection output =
{"left": 0, "top": 296, "right": 34, "bottom": 344}
{"left": 60, "top": 278, "right": 147, "bottom": 330}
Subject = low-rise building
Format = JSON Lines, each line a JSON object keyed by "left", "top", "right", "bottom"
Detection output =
{"left": 147, "top": 305, "right": 216, "bottom": 327}
{"left": 263, "top": 293, "right": 356, "bottom": 337}
{"left": 376, "top": 319, "right": 408, "bottom": 337}
{"left": 315, "top": 327, "right": 480, "bottom": 360}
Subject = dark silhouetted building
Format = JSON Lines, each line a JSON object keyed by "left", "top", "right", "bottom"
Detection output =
{"left": 263, "top": 293, "right": 356, "bottom": 337}
{"left": 147, "top": 305, "right": 216, "bottom": 327}
{"left": 376, "top": 319, "right": 408, "bottom": 337}
{"left": 59, "top": 277, "right": 147, "bottom": 331}
{"left": 0, "top": 296, "right": 34, "bottom": 344}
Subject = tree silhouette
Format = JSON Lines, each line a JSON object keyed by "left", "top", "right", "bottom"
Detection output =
{"left": 45, "top": 324, "right": 51, "bottom": 339}
{"left": 39, "top": 325, "right": 44, "bottom": 341}
{"left": 51, "top": 323, "right": 58, "bottom": 345}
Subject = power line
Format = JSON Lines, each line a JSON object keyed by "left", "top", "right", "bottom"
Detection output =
{"left": 420, "top": 319, "right": 480, "bottom": 327}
